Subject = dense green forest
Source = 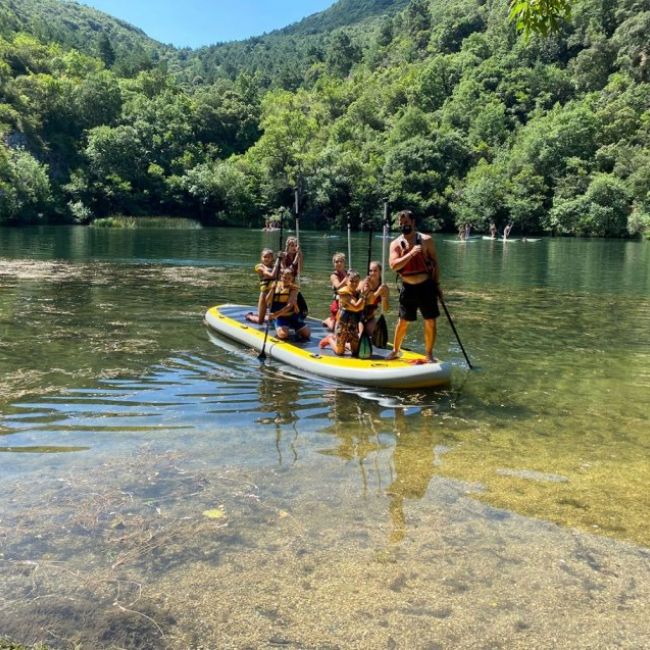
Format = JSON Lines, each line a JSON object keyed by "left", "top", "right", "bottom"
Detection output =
{"left": 0, "top": 0, "right": 648, "bottom": 237}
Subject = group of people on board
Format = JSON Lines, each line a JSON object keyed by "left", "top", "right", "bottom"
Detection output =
{"left": 457, "top": 223, "right": 472, "bottom": 240}
{"left": 486, "top": 221, "right": 513, "bottom": 240}
{"left": 461, "top": 221, "right": 514, "bottom": 241}
{"left": 245, "top": 210, "right": 442, "bottom": 363}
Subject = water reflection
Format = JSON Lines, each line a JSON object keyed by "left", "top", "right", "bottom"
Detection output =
{"left": 256, "top": 369, "right": 302, "bottom": 466}
{"left": 387, "top": 408, "right": 442, "bottom": 544}
{"left": 316, "top": 389, "right": 454, "bottom": 546}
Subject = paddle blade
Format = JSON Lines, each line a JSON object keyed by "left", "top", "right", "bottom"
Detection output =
{"left": 297, "top": 291, "right": 309, "bottom": 319}
{"left": 372, "top": 314, "right": 388, "bottom": 348}
{"left": 358, "top": 332, "right": 373, "bottom": 359}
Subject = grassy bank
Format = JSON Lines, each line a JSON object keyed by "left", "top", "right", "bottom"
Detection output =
{"left": 90, "top": 216, "right": 202, "bottom": 229}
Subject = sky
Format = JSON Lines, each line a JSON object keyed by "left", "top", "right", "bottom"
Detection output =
{"left": 79, "top": 0, "right": 337, "bottom": 48}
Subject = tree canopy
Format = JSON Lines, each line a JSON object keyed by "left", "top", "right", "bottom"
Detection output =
{"left": 0, "top": 0, "right": 648, "bottom": 238}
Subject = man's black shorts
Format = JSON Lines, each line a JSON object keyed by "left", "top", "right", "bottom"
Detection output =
{"left": 398, "top": 278, "right": 440, "bottom": 321}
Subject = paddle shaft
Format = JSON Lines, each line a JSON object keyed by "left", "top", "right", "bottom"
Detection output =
{"left": 382, "top": 198, "right": 388, "bottom": 282}
{"left": 347, "top": 216, "right": 352, "bottom": 268}
{"left": 258, "top": 255, "right": 282, "bottom": 361}
{"left": 367, "top": 227, "right": 372, "bottom": 274}
{"left": 294, "top": 188, "right": 300, "bottom": 281}
{"left": 439, "top": 297, "right": 473, "bottom": 370}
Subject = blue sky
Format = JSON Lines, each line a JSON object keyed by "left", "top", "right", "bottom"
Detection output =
{"left": 79, "top": 0, "right": 336, "bottom": 48}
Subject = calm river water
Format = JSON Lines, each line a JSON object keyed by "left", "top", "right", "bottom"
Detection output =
{"left": 0, "top": 225, "right": 648, "bottom": 649}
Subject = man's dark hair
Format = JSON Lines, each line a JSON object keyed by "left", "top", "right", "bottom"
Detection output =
{"left": 397, "top": 209, "right": 415, "bottom": 220}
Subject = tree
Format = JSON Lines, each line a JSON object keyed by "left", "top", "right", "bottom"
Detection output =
{"left": 610, "top": 12, "right": 650, "bottom": 82}
{"left": 0, "top": 142, "right": 52, "bottom": 224}
{"left": 179, "top": 159, "right": 256, "bottom": 225}
{"left": 549, "top": 173, "right": 630, "bottom": 236}
{"left": 509, "top": 0, "right": 573, "bottom": 38}
{"left": 192, "top": 84, "right": 261, "bottom": 157}
{"left": 97, "top": 33, "right": 115, "bottom": 68}
{"left": 74, "top": 71, "right": 122, "bottom": 129}
{"left": 325, "top": 31, "right": 362, "bottom": 77}
{"left": 451, "top": 159, "right": 509, "bottom": 229}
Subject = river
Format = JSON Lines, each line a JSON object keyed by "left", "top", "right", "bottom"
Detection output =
{"left": 0, "top": 225, "right": 648, "bottom": 648}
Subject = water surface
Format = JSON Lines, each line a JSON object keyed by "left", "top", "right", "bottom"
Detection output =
{"left": 0, "top": 226, "right": 648, "bottom": 648}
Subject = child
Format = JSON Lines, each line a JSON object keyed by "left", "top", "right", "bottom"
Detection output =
{"left": 267, "top": 268, "right": 311, "bottom": 341}
{"left": 359, "top": 261, "right": 389, "bottom": 338}
{"left": 246, "top": 248, "right": 276, "bottom": 323}
{"left": 321, "top": 252, "right": 348, "bottom": 331}
{"left": 281, "top": 236, "right": 303, "bottom": 277}
{"left": 320, "top": 270, "right": 367, "bottom": 356}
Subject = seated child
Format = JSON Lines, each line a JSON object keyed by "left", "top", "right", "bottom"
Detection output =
{"left": 322, "top": 252, "right": 348, "bottom": 331}
{"left": 246, "top": 248, "right": 276, "bottom": 323}
{"left": 359, "top": 261, "right": 389, "bottom": 338}
{"left": 320, "top": 270, "right": 367, "bottom": 356}
{"left": 267, "top": 268, "right": 311, "bottom": 341}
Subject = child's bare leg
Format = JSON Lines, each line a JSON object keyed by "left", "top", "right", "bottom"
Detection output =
{"left": 334, "top": 330, "right": 347, "bottom": 355}
{"left": 276, "top": 326, "right": 290, "bottom": 340}
{"left": 257, "top": 293, "right": 267, "bottom": 322}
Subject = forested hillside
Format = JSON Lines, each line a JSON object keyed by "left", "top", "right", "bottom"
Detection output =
{"left": 0, "top": 0, "right": 648, "bottom": 237}
{"left": 180, "top": 0, "right": 412, "bottom": 88}
{"left": 281, "top": 0, "right": 412, "bottom": 35}
{"left": 0, "top": 0, "right": 173, "bottom": 75}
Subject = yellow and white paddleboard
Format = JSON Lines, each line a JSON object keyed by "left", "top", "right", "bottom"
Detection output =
{"left": 204, "top": 304, "right": 452, "bottom": 389}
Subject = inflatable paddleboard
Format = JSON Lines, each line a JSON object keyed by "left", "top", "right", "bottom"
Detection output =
{"left": 482, "top": 236, "right": 521, "bottom": 242}
{"left": 205, "top": 304, "right": 452, "bottom": 389}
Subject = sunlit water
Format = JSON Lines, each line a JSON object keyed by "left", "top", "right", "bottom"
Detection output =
{"left": 0, "top": 226, "right": 648, "bottom": 649}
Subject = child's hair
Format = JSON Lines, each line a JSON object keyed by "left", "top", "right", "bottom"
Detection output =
{"left": 332, "top": 252, "right": 346, "bottom": 264}
{"left": 261, "top": 248, "right": 273, "bottom": 258}
{"left": 347, "top": 269, "right": 361, "bottom": 282}
{"left": 285, "top": 236, "right": 298, "bottom": 250}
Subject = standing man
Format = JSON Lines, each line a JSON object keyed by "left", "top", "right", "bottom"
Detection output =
{"left": 386, "top": 210, "right": 442, "bottom": 363}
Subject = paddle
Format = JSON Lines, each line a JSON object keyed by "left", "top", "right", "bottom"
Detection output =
{"left": 369, "top": 198, "right": 390, "bottom": 349}
{"left": 347, "top": 214, "right": 352, "bottom": 269}
{"left": 358, "top": 228, "right": 373, "bottom": 359}
{"left": 293, "top": 187, "right": 309, "bottom": 319}
{"left": 366, "top": 226, "right": 373, "bottom": 274}
{"left": 382, "top": 198, "right": 389, "bottom": 273}
{"left": 439, "top": 297, "right": 474, "bottom": 370}
{"left": 258, "top": 255, "right": 282, "bottom": 362}
{"left": 294, "top": 188, "right": 300, "bottom": 254}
